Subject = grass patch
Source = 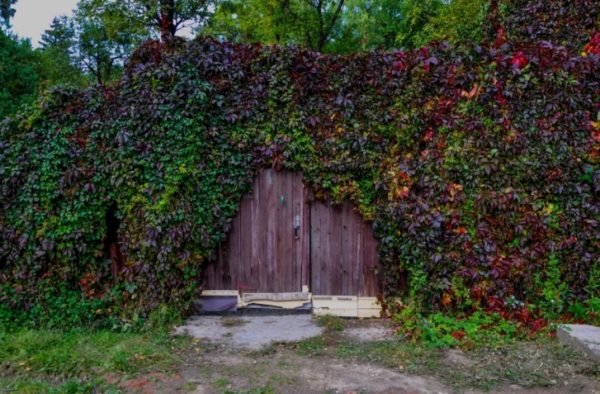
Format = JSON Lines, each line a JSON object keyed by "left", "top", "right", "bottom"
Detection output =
{"left": 334, "top": 337, "right": 600, "bottom": 390}
{"left": 0, "top": 328, "right": 191, "bottom": 393}
{"left": 292, "top": 314, "right": 346, "bottom": 356}
{"left": 224, "top": 387, "right": 276, "bottom": 394}
{"left": 314, "top": 315, "right": 345, "bottom": 333}
{"left": 294, "top": 336, "right": 329, "bottom": 356}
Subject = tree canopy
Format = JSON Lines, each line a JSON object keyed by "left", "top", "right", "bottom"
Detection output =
{"left": 0, "top": 30, "right": 42, "bottom": 118}
{"left": 0, "top": 0, "right": 16, "bottom": 27}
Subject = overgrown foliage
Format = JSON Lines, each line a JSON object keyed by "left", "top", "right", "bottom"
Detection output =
{"left": 502, "top": 0, "right": 599, "bottom": 51}
{"left": 1, "top": 1, "right": 599, "bottom": 329}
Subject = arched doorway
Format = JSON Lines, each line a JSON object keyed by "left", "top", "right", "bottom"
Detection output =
{"left": 202, "top": 169, "right": 383, "bottom": 317}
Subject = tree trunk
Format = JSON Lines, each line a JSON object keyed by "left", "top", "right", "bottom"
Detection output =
{"left": 159, "top": 0, "right": 176, "bottom": 42}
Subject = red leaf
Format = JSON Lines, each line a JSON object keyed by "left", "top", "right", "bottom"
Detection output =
{"left": 511, "top": 51, "right": 529, "bottom": 70}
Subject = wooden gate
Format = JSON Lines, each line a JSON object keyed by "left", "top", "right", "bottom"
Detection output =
{"left": 203, "top": 170, "right": 309, "bottom": 293}
{"left": 310, "top": 201, "right": 381, "bottom": 297}
{"left": 203, "top": 170, "right": 382, "bottom": 301}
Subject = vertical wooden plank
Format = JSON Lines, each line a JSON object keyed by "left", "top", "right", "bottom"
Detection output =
{"left": 309, "top": 202, "right": 317, "bottom": 293}
{"left": 275, "top": 171, "right": 285, "bottom": 292}
{"left": 203, "top": 258, "right": 215, "bottom": 289}
{"left": 343, "top": 203, "right": 354, "bottom": 295}
{"left": 285, "top": 172, "right": 297, "bottom": 291}
{"left": 349, "top": 204, "right": 357, "bottom": 295}
{"left": 301, "top": 181, "right": 310, "bottom": 290}
{"left": 353, "top": 207, "right": 363, "bottom": 296}
{"left": 358, "top": 223, "right": 369, "bottom": 297}
{"left": 292, "top": 173, "right": 300, "bottom": 291}
{"left": 322, "top": 203, "right": 332, "bottom": 295}
{"left": 361, "top": 221, "right": 380, "bottom": 297}
{"left": 250, "top": 174, "right": 260, "bottom": 291}
{"left": 218, "top": 240, "right": 227, "bottom": 289}
{"left": 240, "top": 193, "right": 253, "bottom": 290}
{"left": 361, "top": 222, "right": 371, "bottom": 297}
{"left": 282, "top": 172, "right": 294, "bottom": 291}
{"left": 266, "top": 169, "right": 276, "bottom": 292}
{"left": 237, "top": 198, "right": 245, "bottom": 290}
{"left": 372, "top": 224, "right": 382, "bottom": 295}
{"left": 332, "top": 204, "right": 343, "bottom": 295}
{"left": 220, "top": 244, "right": 226, "bottom": 288}
{"left": 310, "top": 202, "right": 322, "bottom": 294}
{"left": 229, "top": 210, "right": 241, "bottom": 290}
{"left": 283, "top": 171, "right": 293, "bottom": 292}
{"left": 257, "top": 170, "right": 266, "bottom": 292}
{"left": 280, "top": 171, "right": 288, "bottom": 292}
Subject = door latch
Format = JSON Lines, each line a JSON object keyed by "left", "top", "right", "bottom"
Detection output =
{"left": 294, "top": 215, "right": 301, "bottom": 239}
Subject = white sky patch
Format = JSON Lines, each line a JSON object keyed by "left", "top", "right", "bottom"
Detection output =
{"left": 12, "top": 0, "right": 78, "bottom": 46}
{"left": 12, "top": 0, "right": 197, "bottom": 46}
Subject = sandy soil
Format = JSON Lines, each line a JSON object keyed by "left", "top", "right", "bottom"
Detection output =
{"left": 117, "top": 315, "right": 600, "bottom": 394}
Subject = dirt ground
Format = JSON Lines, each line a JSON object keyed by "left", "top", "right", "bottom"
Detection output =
{"left": 117, "top": 316, "right": 600, "bottom": 394}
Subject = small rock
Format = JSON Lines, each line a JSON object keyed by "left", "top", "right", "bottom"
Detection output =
{"left": 445, "top": 348, "right": 474, "bottom": 367}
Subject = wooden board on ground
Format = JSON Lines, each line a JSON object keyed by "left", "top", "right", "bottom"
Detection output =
{"left": 241, "top": 292, "right": 312, "bottom": 309}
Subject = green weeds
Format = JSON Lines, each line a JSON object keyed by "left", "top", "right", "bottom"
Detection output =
{"left": 0, "top": 327, "right": 191, "bottom": 393}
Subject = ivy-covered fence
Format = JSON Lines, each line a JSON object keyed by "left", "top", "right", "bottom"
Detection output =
{"left": 1, "top": 18, "right": 599, "bottom": 328}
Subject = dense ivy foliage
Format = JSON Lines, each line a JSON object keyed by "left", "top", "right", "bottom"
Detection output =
{"left": 1, "top": 10, "right": 599, "bottom": 328}
{"left": 503, "top": 0, "right": 599, "bottom": 51}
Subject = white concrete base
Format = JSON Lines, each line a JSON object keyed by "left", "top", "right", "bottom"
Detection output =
{"left": 200, "top": 290, "right": 382, "bottom": 317}
{"left": 312, "top": 296, "right": 381, "bottom": 318}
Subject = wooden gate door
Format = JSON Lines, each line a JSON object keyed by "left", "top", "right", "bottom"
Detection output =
{"left": 203, "top": 170, "right": 309, "bottom": 293}
{"left": 310, "top": 201, "right": 381, "bottom": 297}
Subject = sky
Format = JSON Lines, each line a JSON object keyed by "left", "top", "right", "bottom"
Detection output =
{"left": 12, "top": 0, "right": 79, "bottom": 47}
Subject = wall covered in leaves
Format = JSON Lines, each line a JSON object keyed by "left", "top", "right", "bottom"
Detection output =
{"left": 1, "top": 5, "right": 599, "bottom": 328}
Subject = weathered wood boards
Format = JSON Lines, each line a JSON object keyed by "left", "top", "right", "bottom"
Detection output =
{"left": 309, "top": 200, "right": 382, "bottom": 297}
{"left": 204, "top": 170, "right": 308, "bottom": 292}
{"left": 203, "top": 170, "right": 383, "bottom": 310}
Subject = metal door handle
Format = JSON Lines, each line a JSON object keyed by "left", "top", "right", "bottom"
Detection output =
{"left": 294, "top": 215, "right": 301, "bottom": 239}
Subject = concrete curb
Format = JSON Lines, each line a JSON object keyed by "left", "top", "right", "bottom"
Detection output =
{"left": 557, "top": 324, "right": 600, "bottom": 363}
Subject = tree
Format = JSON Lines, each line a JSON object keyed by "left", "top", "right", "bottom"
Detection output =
{"left": 209, "top": 0, "right": 298, "bottom": 45}
{"left": 302, "top": 0, "right": 346, "bottom": 51}
{"left": 79, "top": 0, "right": 213, "bottom": 42}
{"left": 0, "top": 0, "right": 17, "bottom": 27}
{"left": 39, "top": 16, "right": 87, "bottom": 87}
{"left": 41, "top": 16, "right": 77, "bottom": 52}
{"left": 37, "top": 2, "right": 148, "bottom": 86}
{"left": 209, "top": 0, "right": 346, "bottom": 52}
{"left": 209, "top": 0, "right": 488, "bottom": 53}
{"left": 421, "top": 0, "right": 489, "bottom": 46}
{"left": 0, "top": 30, "right": 43, "bottom": 118}
{"left": 394, "top": 0, "right": 443, "bottom": 49}
{"left": 330, "top": 0, "right": 404, "bottom": 53}
{"left": 74, "top": 4, "right": 146, "bottom": 85}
